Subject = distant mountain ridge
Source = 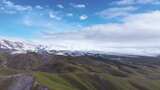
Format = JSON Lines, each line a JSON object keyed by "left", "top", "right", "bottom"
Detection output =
{"left": 0, "top": 39, "right": 36, "bottom": 53}
{"left": 0, "top": 39, "right": 160, "bottom": 57}
{"left": 0, "top": 40, "right": 160, "bottom": 90}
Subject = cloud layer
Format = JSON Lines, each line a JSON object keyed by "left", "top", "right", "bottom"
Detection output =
{"left": 41, "top": 10, "right": 160, "bottom": 51}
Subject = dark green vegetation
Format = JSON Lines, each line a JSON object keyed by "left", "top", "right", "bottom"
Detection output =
{"left": 0, "top": 52, "right": 160, "bottom": 90}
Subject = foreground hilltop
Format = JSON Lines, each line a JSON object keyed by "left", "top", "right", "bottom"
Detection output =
{"left": 0, "top": 51, "right": 160, "bottom": 90}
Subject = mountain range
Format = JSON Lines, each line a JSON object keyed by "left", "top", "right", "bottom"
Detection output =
{"left": 0, "top": 39, "right": 160, "bottom": 90}
{"left": 0, "top": 39, "right": 160, "bottom": 57}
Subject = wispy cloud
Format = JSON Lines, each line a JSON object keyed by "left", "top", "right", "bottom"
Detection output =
{"left": 41, "top": 10, "right": 160, "bottom": 51}
{"left": 112, "top": 0, "right": 160, "bottom": 5}
{"left": 35, "top": 5, "right": 43, "bottom": 10}
{"left": 57, "top": 4, "right": 64, "bottom": 9}
{"left": 80, "top": 15, "right": 88, "bottom": 20}
{"left": 70, "top": 3, "right": 86, "bottom": 8}
{"left": 22, "top": 11, "right": 81, "bottom": 34}
{"left": 1, "top": 0, "right": 32, "bottom": 14}
{"left": 97, "top": 6, "right": 138, "bottom": 19}
{"left": 66, "top": 13, "right": 73, "bottom": 17}
{"left": 49, "top": 11, "right": 62, "bottom": 20}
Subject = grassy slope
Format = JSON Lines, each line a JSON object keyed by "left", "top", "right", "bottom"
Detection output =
{"left": 0, "top": 53, "right": 160, "bottom": 90}
{"left": 33, "top": 71, "right": 160, "bottom": 90}
{"left": 34, "top": 72, "right": 77, "bottom": 90}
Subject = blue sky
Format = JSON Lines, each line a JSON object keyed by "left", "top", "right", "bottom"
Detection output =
{"left": 0, "top": 0, "right": 160, "bottom": 50}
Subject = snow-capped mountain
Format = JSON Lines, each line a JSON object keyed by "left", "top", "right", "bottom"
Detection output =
{"left": 0, "top": 40, "right": 35, "bottom": 50}
{"left": 0, "top": 39, "right": 94, "bottom": 56}
{"left": 0, "top": 39, "right": 40, "bottom": 54}
{"left": 0, "top": 39, "right": 160, "bottom": 57}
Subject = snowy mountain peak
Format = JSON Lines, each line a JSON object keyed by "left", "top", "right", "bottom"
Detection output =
{"left": 0, "top": 39, "right": 37, "bottom": 53}
{"left": 0, "top": 39, "right": 160, "bottom": 57}
{"left": 0, "top": 40, "right": 23, "bottom": 50}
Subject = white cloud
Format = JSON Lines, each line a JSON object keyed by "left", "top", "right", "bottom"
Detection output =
{"left": 80, "top": 15, "right": 88, "bottom": 20}
{"left": 49, "top": 12, "right": 61, "bottom": 20}
{"left": 114, "top": 0, "right": 135, "bottom": 5}
{"left": 42, "top": 10, "right": 160, "bottom": 51}
{"left": 35, "top": 5, "right": 43, "bottom": 9}
{"left": 22, "top": 12, "right": 80, "bottom": 34}
{"left": 112, "top": 0, "right": 160, "bottom": 5}
{"left": 57, "top": 4, "right": 64, "bottom": 9}
{"left": 1, "top": 0, "right": 32, "bottom": 12}
{"left": 70, "top": 3, "right": 86, "bottom": 8}
{"left": 97, "top": 6, "right": 138, "bottom": 18}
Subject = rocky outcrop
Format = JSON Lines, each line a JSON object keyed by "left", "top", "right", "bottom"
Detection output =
{"left": 8, "top": 74, "right": 34, "bottom": 90}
